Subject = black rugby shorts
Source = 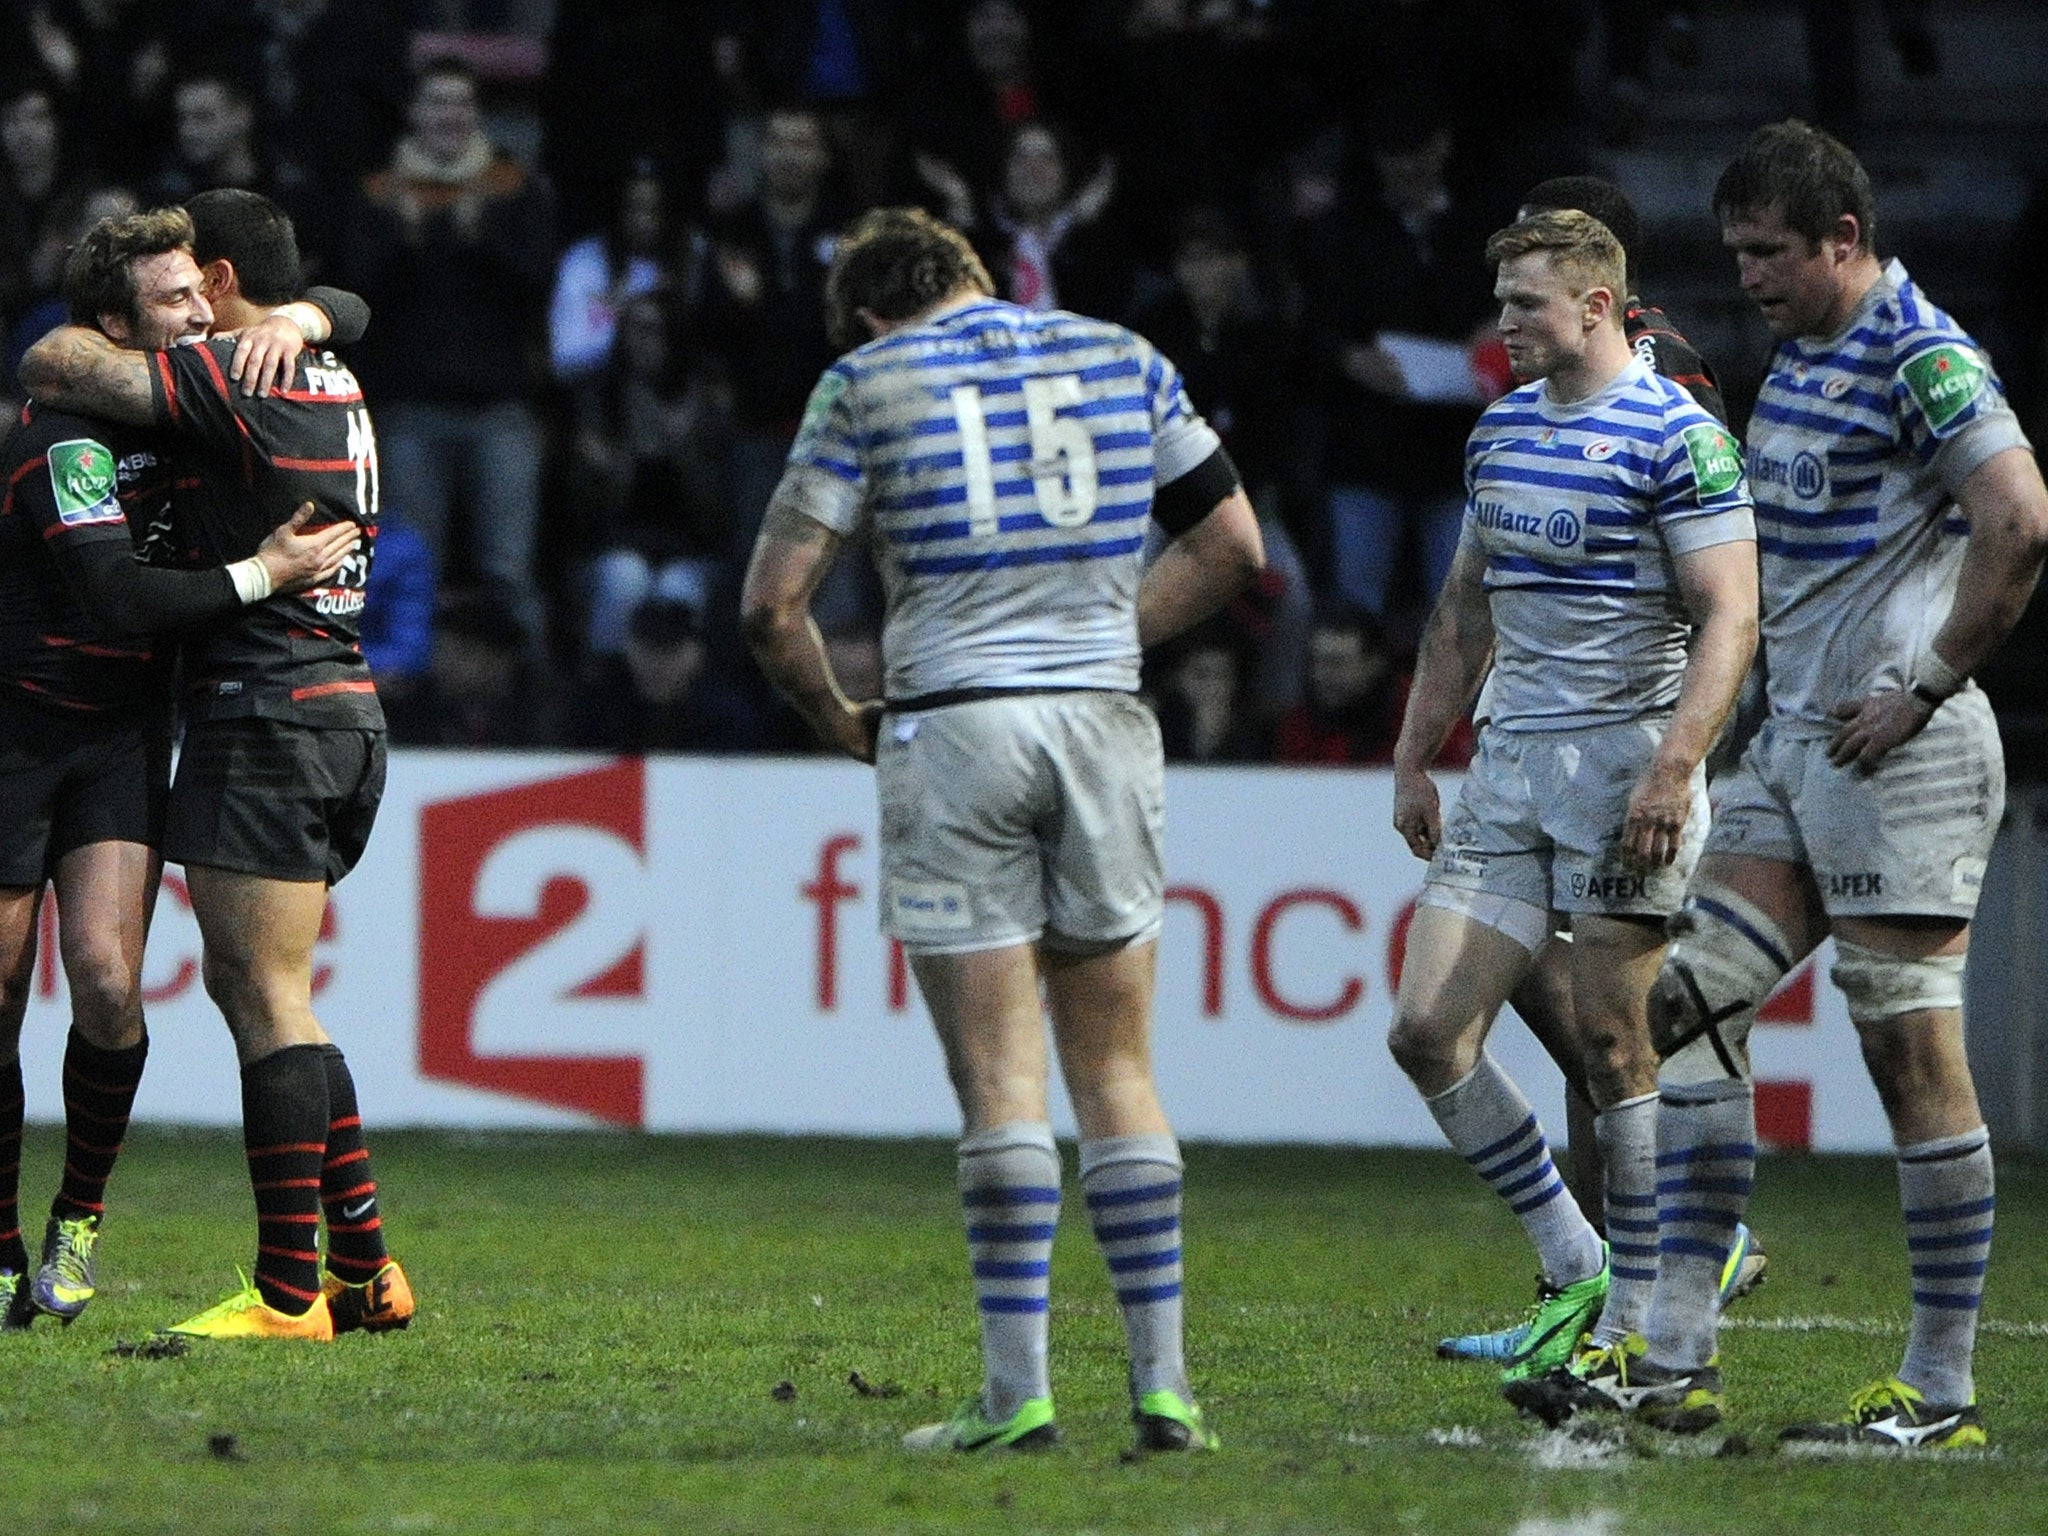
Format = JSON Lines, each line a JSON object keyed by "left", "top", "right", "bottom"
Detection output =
{"left": 0, "top": 694, "right": 171, "bottom": 886}
{"left": 165, "top": 718, "right": 386, "bottom": 885}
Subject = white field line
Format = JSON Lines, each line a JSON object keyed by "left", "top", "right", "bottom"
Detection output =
{"left": 1722, "top": 1314, "right": 2048, "bottom": 1338}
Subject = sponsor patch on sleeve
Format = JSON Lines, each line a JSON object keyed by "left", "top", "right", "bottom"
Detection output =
{"left": 1900, "top": 343, "right": 1988, "bottom": 436}
{"left": 47, "top": 438, "right": 125, "bottom": 528}
{"left": 790, "top": 368, "right": 849, "bottom": 462}
{"left": 1679, "top": 423, "right": 1744, "bottom": 501}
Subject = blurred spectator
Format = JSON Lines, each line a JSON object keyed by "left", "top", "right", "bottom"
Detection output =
{"left": 358, "top": 506, "right": 438, "bottom": 712}
{"left": 570, "top": 293, "right": 731, "bottom": 657}
{"left": 1300, "top": 100, "right": 1499, "bottom": 627}
{"left": 549, "top": 159, "right": 681, "bottom": 387}
{"left": 1272, "top": 603, "right": 1471, "bottom": 767}
{"left": 386, "top": 586, "right": 551, "bottom": 748}
{"left": 0, "top": 77, "right": 84, "bottom": 335}
{"left": 3, "top": 180, "right": 136, "bottom": 398}
{"left": 901, "top": 1, "right": 1065, "bottom": 210}
{"left": 340, "top": 54, "right": 556, "bottom": 648}
{"left": 147, "top": 64, "right": 330, "bottom": 271}
{"left": 1150, "top": 618, "right": 1268, "bottom": 765}
{"left": 976, "top": 121, "right": 1128, "bottom": 320}
{"left": 565, "top": 596, "right": 762, "bottom": 754}
{"left": 22, "top": 0, "right": 208, "bottom": 186}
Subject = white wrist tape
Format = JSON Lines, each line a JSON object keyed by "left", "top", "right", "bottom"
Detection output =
{"left": 1910, "top": 647, "right": 1964, "bottom": 703}
{"left": 227, "top": 557, "right": 274, "bottom": 604}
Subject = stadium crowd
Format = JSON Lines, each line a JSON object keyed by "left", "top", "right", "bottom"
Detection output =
{"left": 0, "top": 0, "right": 2040, "bottom": 763}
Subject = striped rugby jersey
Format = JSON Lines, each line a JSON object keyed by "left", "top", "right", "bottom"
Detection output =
{"left": 780, "top": 297, "right": 1221, "bottom": 699}
{"left": 1744, "top": 260, "right": 2028, "bottom": 728}
{"left": 1463, "top": 354, "right": 1755, "bottom": 731}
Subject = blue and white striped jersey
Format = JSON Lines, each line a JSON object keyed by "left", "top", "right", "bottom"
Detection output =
{"left": 1744, "top": 260, "right": 2028, "bottom": 728}
{"left": 1463, "top": 355, "right": 1755, "bottom": 731}
{"left": 778, "top": 297, "right": 1222, "bottom": 700}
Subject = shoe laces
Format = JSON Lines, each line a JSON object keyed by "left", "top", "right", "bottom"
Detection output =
{"left": 1847, "top": 1378, "right": 1922, "bottom": 1423}
{"left": 49, "top": 1216, "right": 98, "bottom": 1285}
{"left": 185, "top": 1268, "right": 266, "bottom": 1325}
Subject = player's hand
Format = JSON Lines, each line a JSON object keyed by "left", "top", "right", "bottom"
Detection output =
{"left": 1827, "top": 687, "right": 1934, "bottom": 770}
{"left": 256, "top": 502, "right": 357, "bottom": 594}
{"left": 820, "top": 698, "right": 883, "bottom": 765}
{"left": 1623, "top": 758, "right": 1692, "bottom": 869}
{"left": 1392, "top": 768, "right": 1442, "bottom": 861}
{"left": 228, "top": 314, "right": 306, "bottom": 398}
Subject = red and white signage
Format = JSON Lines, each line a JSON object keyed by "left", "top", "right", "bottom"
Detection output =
{"left": 18, "top": 754, "right": 1890, "bottom": 1148}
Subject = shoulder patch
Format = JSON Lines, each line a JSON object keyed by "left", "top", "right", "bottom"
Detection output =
{"left": 791, "top": 368, "right": 849, "bottom": 460}
{"left": 1900, "top": 344, "right": 1987, "bottom": 435}
{"left": 1680, "top": 422, "right": 1743, "bottom": 500}
{"left": 47, "top": 438, "right": 125, "bottom": 528}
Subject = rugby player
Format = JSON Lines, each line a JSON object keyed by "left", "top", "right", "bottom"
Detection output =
{"left": 742, "top": 207, "right": 1262, "bottom": 1454}
{"left": 1386, "top": 210, "right": 1757, "bottom": 1392}
{"left": 0, "top": 207, "right": 356, "bottom": 1330}
{"left": 21, "top": 189, "right": 413, "bottom": 1342}
{"left": 1516, "top": 121, "right": 2048, "bottom": 1451}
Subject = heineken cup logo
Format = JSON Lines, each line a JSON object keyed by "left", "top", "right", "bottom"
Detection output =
{"left": 1682, "top": 424, "right": 1743, "bottom": 500}
{"left": 1903, "top": 344, "right": 1987, "bottom": 433}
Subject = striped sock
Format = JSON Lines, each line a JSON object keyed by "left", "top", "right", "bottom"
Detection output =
{"left": 1644, "top": 1078, "right": 1754, "bottom": 1370}
{"left": 1592, "top": 1093, "right": 1658, "bottom": 1343}
{"left": 317, "top": 1046, "right": 390, "bottom": 1282}
{"left": 959, "top": 1122, "right": 1060, "bottom": 1420}
{"left": 0, "top": 1054, "right": 24, "bottom": 1275}
{"left": 1426, "top": 1054, "right": 1603, "bottom": 1287}
{"left": 1080, "top": 1133, "right": 1188, "bottom": 1401}
{"left": 241, "top": 1045, "right": 329, "bottom": 1315}
{"left": 1897, "top": 1127, "right": 1994, "bottom": 1406}
{"left": 53, "top": 1030, "right": 148, "bottom": 1219}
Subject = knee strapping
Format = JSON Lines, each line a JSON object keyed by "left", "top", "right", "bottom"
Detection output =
{"left": 1830, "top": 938, "right": 1966, "bottom": 1024}
{"left": 1650, "top": 883, "right": 1795, "bottom": 1086}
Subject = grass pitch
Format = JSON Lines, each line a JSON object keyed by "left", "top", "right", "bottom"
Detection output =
{"left": 0, "top": 1128, "right": 2042, "bottom": 1534}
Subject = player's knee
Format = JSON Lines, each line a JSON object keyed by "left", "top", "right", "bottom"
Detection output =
{"left": 62, "top": 946, "right": 141, "bottom": 1037}
{"left": 1387, "top": 1006, "right": 1464, "bottom": 1088}
{"left": 1830, "top": 938, "right": 1965, "bottom": 1027}
{"left": 1647, "top": 884, "right": 1794, "bottom": 1082}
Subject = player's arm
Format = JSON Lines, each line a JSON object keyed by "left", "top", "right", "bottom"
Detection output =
{"left": 56, "top": 503, "right": 360, "bottom": 633}
{"left": 18, "top": 326, "right": 155, "bottom": 426}
{"left": 1829, "top": 445, "right": 2048, "bottom": 768}
{"left": 1391, "top": 532, "right": 1493, "bottom": 860}
{"left": 228, "top": 284, "right": 373, "bottom": 397}
{"left": 1136, "top": 448, "right": 1264, "bottom": 647}
{"left": 1625, "top": 538, "right": 1759, "bottom": 867}
{"left": 740, "top": 483, "right": 881, "bottom": 763}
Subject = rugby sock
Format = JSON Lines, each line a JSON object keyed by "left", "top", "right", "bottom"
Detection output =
{"left": 1643, "top": 1078, "right": 1754, "bottom": 1370}
{"left": 1591, "top": 1092, "right": 1658, "bottom": 1343}
{"left": 0, "top": 1054, "right": 24, "bottom": 1275}
{"left": 1080, "top": 1133, "right": 1189, "bottom": 1401}
{"left": 1427, "top": 1054, "right": 1604, "bottom": 1288}
{"left": 1897, "top": 1127, "right": 1994, "bottom": 1406}
{"left": 53, "top": 1030, "right": 148, "bottom": 1219}
{"left": 317, "top": 1045, "right": 391, "bottom": 1282}
{"left": 241, "top": 1045, "right": 329, "bottom": 1315}
{"left": 958, "top": 1121, "right": 1060, "bottom": 1420}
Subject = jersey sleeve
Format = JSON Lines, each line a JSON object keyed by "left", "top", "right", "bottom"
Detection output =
{"left": 147, "top": 337, "right": 262, "bottom": 457}
{"left": 779, "top": 362, "right": 868, "bottom": 535}
{"left": 1139, "top": 334, "right": 1222, "bottom": 485}
{"left": 22, "top": 431, "right": 133, "bottom": 553}
{"left": 1651, "top": 404, "right": 1756, "bottom": 555}
{"left": 1892, "top": 333, "right": 2031, "bottom": 495}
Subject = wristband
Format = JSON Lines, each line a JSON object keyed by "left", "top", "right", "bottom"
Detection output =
{"left": 1908, "top": 647, "right": 1964, "bottom": 705}
{"left": 227, "top": 557, "right": 274, "bottom": 604}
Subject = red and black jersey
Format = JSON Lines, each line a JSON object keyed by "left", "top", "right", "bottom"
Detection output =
{"left": 147, "top": 336, "right": 383, "bottom": 728}
{"left": 1625, "top": 300, "right": 1727, "bottom": 426}
{"left": 0, "top": 402, "right": 176, "bottom": 714}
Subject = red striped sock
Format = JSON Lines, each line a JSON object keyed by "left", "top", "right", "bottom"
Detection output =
{"left": 241, "top": 1045, "right": 328, "bottom": 1314}
{"left": 54, "top": 1031, "right": 148, "bottom": 1219}
{"left": 318, "top": 1045, "right": 390, "bottom": 1282}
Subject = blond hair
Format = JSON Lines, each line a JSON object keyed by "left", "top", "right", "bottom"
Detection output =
{"left": 1484, "top": 208, "right": 1626, "bottom": 307}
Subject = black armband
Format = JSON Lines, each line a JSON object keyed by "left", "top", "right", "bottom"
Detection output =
{"left": 305, "top": 285, "right": 371, "bottom": 347}
{"left": 1152, "top": 445, "right": 1242, "bottom": 537}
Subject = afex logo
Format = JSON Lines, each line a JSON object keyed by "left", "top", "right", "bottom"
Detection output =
{"left": 419, "top": 760, "right": 649, "bottom": 1125}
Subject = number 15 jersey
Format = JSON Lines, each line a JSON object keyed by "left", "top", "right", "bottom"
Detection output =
{"left": 145, "top": 335, "right": 382, "bottom": 728}
{"left": 779, "top": 298, "right": 1221, "bottom": 700}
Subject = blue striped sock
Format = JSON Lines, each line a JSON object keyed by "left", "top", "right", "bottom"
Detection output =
{"left": 1426, "top": 1054, "right": 1602, "bottom": 1288}
{"left": 1898, "top": 1127, "right": 1993, "bottom": 1406}
{"left": 1080, "top": 1133, "right": 1188, "bottom": 1401}
{"left": 958, "top": 1122, "right": 1060, "bottom": 1419}
{"left": 1644, "top": 1078, "right": 1754, "bottom": 1370}
{"left": 1593, "top": 1093, "right": 1658, "bottom": 1343}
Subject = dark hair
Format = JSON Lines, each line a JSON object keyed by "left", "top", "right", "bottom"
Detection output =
{"left": 825, "top": 206, "right": 994, "bottom": 351}
{"left": 185, "top": 187, "right": 302, "bottom": 305}
{"left": 1519, "top": 175, "right": 1642, "bottom": 281}
{"left": 62, "top": 206, "right": 196, "bottom": 327}
{"left": 1712, "top": 119, "right": 1876, "bottom": 251}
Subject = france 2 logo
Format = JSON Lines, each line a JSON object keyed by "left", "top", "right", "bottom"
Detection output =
{"left": 418, "top": 760, "right": 650, "bottom": 1126}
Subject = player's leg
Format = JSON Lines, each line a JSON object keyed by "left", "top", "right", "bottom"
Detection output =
{"left": 1780, "top": 913, "right": 1989, "bottom": 1448}
{"left": 1505, "top": 937, "right": 1604, "bottom": 1227}
{"left": 901, "top": 941, "right": 1060, "bottom": 1451}
{"left": 0, "top": 886, "right": 41, "bottom": 1307}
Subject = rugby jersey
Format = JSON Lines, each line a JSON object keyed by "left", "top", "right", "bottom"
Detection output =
{"left": 1464, "top": 354, "right": 1755, "bottom": 731}
{"left": 781, "top": 297, "right": 1221, "bottom": 698}
{"left": 1744, "top": 260, "right": 2028, "bottom": 729}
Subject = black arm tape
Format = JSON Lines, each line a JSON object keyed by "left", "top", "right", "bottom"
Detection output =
{"left": 64, "top": 539, "right": 239, "bottom": 632}
{"left": 1151, "top": 445, "right": 1242, "bottom": 538}
{"left": 305, "top": 285, "right": 371, "bottom": 347}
